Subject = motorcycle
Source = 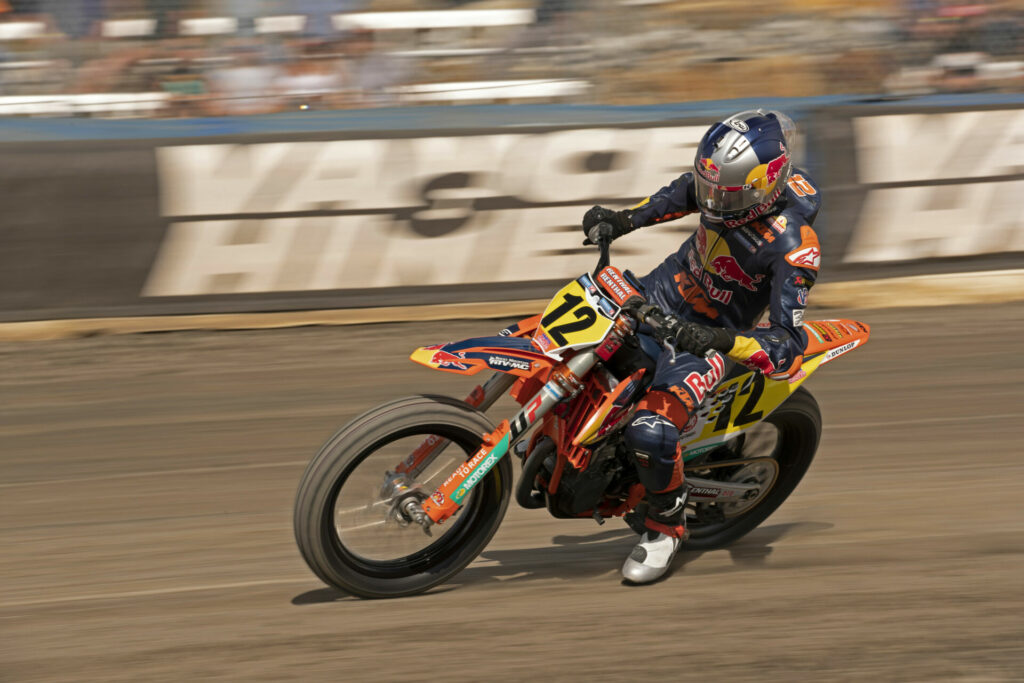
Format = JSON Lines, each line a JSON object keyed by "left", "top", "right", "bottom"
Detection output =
{"left": 293, "top": 232, "right": 870, "bottom": 598}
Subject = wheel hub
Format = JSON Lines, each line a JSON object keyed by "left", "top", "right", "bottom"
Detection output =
{"left": 718, "top": 459, "right": 779, "bottom": 517}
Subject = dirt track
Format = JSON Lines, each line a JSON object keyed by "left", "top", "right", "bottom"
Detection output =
{"left": 2, "top": 303, "right": 1023, "bottom": 682}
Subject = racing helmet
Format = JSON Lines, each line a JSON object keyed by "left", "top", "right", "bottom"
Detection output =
{"left": 693, "top": 109, "right": 796, "bottom": 227}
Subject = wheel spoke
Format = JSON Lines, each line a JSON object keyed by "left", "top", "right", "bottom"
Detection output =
{"left": 331, "top": 434, "right": 478, "bottom": 563}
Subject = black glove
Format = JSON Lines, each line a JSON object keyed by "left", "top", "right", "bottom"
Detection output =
{"left": 581, "top": 205, "right": 633, "bottom": 245}
{"left": 668, "top": 320, "right": 735, "bottom": 357}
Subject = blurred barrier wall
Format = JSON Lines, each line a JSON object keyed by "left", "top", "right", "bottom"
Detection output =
{"left": 1, "top": 94, "right": 1022, "bottom": 322}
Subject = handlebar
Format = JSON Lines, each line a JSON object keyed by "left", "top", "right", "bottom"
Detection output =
{"left": 589, "top": 221, "right": 612, "bottom": 278}
{"left": 583, "top": 222, "right": 719, "bottom": 363}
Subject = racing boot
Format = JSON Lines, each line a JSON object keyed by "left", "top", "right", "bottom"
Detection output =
{"left": 621, "top": 487, "right": 688, "bottom": 584}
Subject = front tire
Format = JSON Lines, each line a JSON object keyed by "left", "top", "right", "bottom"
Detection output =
{"left": 293, "top": 395, "right": 512, "bottom": 598}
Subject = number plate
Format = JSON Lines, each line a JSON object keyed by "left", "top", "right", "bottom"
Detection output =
{"left": 534, "top": 273, "right": 619, "bottom": 359}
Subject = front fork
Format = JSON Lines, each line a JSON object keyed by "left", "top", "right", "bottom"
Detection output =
{"left": 391, "top": 371, "right": 516, "bottom": 481}
{"left": 417, "top": 350, "right": 599, "bottom": 527}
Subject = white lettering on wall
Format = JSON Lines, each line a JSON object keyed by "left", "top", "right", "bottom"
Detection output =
{"left": 145, "top": 128, "right": 703, "bottom": 296}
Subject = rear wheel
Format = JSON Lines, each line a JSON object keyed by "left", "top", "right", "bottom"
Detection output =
{"left": 293, "top": 395, "right": 512, "bottom": 598}
{"left": 681, "top": 387, "right": 821, "bottom": 550}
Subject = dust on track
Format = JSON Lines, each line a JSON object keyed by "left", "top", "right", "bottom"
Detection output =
{"left": 2, "top": 303, "right": 1023, "bottom": 682}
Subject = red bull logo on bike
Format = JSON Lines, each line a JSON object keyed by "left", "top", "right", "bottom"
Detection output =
{"left": 693, "top": 225, "right": 765, "bottom": 292}
{"left": 425, "top": 344, "right": 470, "bottom": 371}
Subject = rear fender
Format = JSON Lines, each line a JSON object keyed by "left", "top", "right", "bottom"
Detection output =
{"left": 410, "top": 335, "right": 554, "bottom": 379}
{"left": 680, "top": 318, "right": 870, "bottom": 459}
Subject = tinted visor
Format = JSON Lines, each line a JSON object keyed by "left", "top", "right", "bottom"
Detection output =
{"left": 694, "top": 173, "right": 765, "bottom": 215}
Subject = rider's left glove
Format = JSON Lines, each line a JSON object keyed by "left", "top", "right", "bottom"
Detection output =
{"left": 670, "top": 321, "right": 735, "bottom": 358}
{"left": 581, "top": 205, "right": 634, "bottom": 245}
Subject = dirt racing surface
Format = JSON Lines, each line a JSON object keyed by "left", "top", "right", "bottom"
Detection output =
{"left": 2, "top": 303, "right": 1023, "bottom": 682}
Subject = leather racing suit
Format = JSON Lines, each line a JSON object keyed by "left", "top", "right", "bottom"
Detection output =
{"left": 617, "top": 168, "right": 823, "bottom": 537}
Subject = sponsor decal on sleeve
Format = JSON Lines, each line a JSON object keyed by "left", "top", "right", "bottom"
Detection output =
{"left": 730, "top": 336, "right": 776, "bottom": 374}
{"left": 787, "top": 246, "right": 821, "bottom": 269}
{"left": 792, "top": 309, "right": 805, "bottom": 327}
{"left": 796, "top": 287, "right": 809, "bottom": 306}
{"left": 785, "top": 225, "right": 821, "bottom": 271}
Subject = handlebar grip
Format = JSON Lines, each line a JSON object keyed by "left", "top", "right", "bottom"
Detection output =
{"left": 585, "top": 223, "right": 606, "bottom": 245}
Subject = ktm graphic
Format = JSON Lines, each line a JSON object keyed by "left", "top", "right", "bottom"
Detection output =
{"left": 693, "top": 225, "right": 765, "bottom": 292}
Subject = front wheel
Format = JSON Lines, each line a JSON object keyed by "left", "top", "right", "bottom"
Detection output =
{"left": 681, "top": 387, "right": 822, "bottom": 550}
{"left": 293, "top": 395, "right": 512, "bottom": 598}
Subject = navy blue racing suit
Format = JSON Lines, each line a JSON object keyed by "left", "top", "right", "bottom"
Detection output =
{"left": 619, "top": 168, "right": 822, "bottom": 536}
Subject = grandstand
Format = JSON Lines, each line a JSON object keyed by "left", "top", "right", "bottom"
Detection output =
{"left": 0, "top": 0, "right": 1019, "bottom": 117}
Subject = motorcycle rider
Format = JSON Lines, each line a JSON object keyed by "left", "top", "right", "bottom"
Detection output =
{"left": 581, "top": 109, "right": 822, "bottom": 584}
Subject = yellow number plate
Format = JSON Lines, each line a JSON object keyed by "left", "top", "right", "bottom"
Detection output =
{"left": 533, "top": 276, "right": 618, "bottom": 359}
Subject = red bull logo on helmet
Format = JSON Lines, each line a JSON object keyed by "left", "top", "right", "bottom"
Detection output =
{"left": 765, "top": 143, "right": 789, "bottom": 184}
{"left": 696, "top": 157, "right": 720, "bottom": 182}
{"left": 692, "top": 225, "right": 765, "bottom": 292}
{"left": 744, "top": 143, "right": 789, "bottom": 191}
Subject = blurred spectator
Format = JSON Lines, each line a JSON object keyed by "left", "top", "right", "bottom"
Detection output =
{"left": 146, "top": 0, "right": 189, "bottom": 39}
{"left": 275, "top": 39, "right": 347, "bottom": 110}
{"left": 344, "top": 28, "right": 412, "bottom": 107}
{"left": 206, "top": 41, "right": 282, "bottom": 114}
{"left": 39, "top": 0, "right": 104, "bottom": 39}
{"left": 0, "top": 0, "right": 1018, "bottom": 118}
{"left": 74, "top": 46, "right": 152, "bottom": 93}
{"left": 159, "top": 62, "right": 207, "bottom": 116}
{"left": 297, "top": 0, "right": 369, "bottom": 38}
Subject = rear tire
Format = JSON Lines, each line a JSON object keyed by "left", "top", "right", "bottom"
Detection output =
{"left": 681, "top": 387, "right": 822, "bottom": 550}
{"left": 293, "top": 395, "right": 512, "bottom": 598}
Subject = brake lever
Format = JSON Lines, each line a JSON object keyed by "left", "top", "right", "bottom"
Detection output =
{"left": 663, "top": 339, "right": 677, "bottom": 365}
{"left": 590, "top": 222, "right": 612, "bottom": 277}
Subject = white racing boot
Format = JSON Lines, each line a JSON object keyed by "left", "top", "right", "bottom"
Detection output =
{"left": 621, "top": 531, "right": 681, "bottom": 584}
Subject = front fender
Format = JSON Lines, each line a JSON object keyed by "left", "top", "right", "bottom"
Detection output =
{"left": 411, "top": 335, "right": 554, "bottom": 379}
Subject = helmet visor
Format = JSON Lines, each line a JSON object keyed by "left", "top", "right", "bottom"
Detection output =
{"left": 694, "top": 173, "right": 766, "bottom": 216}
